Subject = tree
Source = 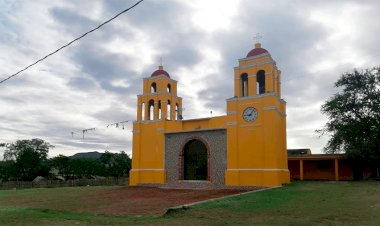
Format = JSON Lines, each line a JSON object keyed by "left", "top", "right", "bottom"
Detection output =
{"left": 318, "top": 67, "right": 380, "bottom": 179}
{"left": 0, "top": 160, "right": 17, "bottom": 181}
{"left": 50, "top": 155, "right": 72, "bottom": 178}
{"left": 100, "top": 151, "right": 131, "bottom": 178}
{"left": 2, "top": 139, "right": 53, "bottom": 180}
{"left": 3, "top": 138, "right": 51, "bottom": 161}
{"left": 50, "top": 151, "right": 131, "bottom": 179}
{"left": 68, "top": 158, "right": 103, "bottom": 178}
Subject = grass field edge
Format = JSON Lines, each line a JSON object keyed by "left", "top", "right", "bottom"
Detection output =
{"left": 164, "top": 186, "right": 281, "bottom": 215}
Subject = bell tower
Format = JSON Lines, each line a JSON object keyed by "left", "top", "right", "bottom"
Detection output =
{"left": 233, "top": 42, "right": 282, "bottom": 98}
{"left": 225, "top": 42, "right": 290, "bottom": 186}
{"left": 136, "top": 66, "right": 182, "bottom": 122}
{"left": 130, "top": 65, "right": 183, "bottom": 186}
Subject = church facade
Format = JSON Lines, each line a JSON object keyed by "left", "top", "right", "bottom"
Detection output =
{"left": 129, "top": 43, "right": 290, "bottom": 187}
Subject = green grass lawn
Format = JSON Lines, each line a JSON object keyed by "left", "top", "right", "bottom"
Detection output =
{"left": 0, "top": 181, "right": 379, "bottom": 225}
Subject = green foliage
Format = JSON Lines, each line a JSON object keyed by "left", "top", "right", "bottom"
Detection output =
{"left": 1, "top": 139, "right": 131, "bottom": 180}
{"left": 69, "top": 158, "right": 102, "bottom": 178}
{"left": 100, "top": 151, "right": 131, "bottom": 178}
{"left": 319, "top": 67, "right": 380, "bottom": 177}
{"left": 0, "top": 161, "right": 17, "bottom": 181}
{"left": 49, "top": 151, "right": 131, "bottom": 179}
{"left": 16, "top": 148, "right": 44, "bottom": 180}
{"left": 49, "top": 155, "right": 71, "bottom": 178}
{"left": 1, "top": 139, "right": 53, "bottom": 181}
{"left": 3, "top": 138, "right": 52, "bottom": 161}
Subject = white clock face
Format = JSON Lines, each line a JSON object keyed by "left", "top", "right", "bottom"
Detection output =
{"left": 243, "top": 107, "right": 258, "bottom": 122}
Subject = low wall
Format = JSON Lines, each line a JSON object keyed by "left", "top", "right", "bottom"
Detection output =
{"left": 0, "top": 178, "right": 129, "bottom": 190}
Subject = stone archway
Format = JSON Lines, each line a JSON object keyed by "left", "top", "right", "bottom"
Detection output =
{"left": 183, "top": 139, "right": 208, "bottom": 180}
{"left": 165, "top": 129, "right": 226, "bottom": 187}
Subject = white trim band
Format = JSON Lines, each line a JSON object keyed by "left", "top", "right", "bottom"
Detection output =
{"left": 234, "top": 60, "right": 275, "bottom": 70}
{"left": 263, "top": 106, "right": 286, "bottom": 116}
{"left": 227, "top": 122, "right": 237, "bottom": 126}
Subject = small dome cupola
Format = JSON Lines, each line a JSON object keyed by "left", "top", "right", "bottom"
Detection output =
{"left": 151, "top": 66, "right": 170, "bottom": 78}
{"left": 246, "top": 43, "right": 268, "bottom": 58}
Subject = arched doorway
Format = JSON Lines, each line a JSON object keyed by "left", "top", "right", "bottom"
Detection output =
{"left": 183, "top": 139, "right": 208, "bottom": 180}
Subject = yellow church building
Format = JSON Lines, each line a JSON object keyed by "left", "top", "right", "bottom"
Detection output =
{"left": 129, "top": 42, "right": 290, "bottom": 187}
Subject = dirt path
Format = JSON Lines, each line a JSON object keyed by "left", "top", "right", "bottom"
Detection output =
{"left": 84, "top": 187, "right": 252, "bottom": 215}
{"left": 1, "top": 186, "right": 260, "bottom": 215}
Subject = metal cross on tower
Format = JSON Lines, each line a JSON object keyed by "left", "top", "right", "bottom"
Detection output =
{"left": 253, "top": 33, "right": 263, "bottom": 43}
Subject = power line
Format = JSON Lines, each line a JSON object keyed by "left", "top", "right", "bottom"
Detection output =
{"left": 0, "top": 0, "right": 144, "bottom": 85}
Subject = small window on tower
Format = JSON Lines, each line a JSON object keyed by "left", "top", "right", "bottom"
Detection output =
{"left": 167, "top": 84, "right": 171, "bottom": 93}
{"left": 151, "top": 83, "right": 157, "bottom": 93}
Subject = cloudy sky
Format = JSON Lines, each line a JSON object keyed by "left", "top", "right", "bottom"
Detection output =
{"left": 1, "top": 0, "right": 379, "bottom": 158}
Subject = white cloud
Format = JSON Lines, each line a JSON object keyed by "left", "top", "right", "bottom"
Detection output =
{"left": 185, "top": 0, "right": 240, "bottom": 33}
{"left": 177, "top": 46, "right": 223, "bottom": 118}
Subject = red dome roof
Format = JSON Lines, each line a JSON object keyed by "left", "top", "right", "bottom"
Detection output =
{"left": 246, "top": 43, "right": 268, "bottom": 58}
{"left": 151, "top": 66, "right": 170, "bottom": 78}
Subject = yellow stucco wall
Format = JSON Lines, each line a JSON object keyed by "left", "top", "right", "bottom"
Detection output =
{"left": 225, "top": 94, "right": 289, "bottom": 186}
{"left": 130, "top": 44, "right": 290, "bottom": 187}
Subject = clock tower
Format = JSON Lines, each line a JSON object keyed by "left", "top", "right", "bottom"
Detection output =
{"left": 225, "top": 42, "right": 290, "bottom": 186}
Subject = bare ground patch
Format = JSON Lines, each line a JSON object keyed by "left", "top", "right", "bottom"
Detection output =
{"left": 1, "top": 186, "right": 259, "bottom": 215}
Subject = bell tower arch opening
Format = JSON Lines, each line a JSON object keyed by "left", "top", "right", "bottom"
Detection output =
{"left": 151, "top": 82, "right": 157, "bottom": 93}
{"left": 158, "top": 100, "right": 162, "bottom": 119}
{"left": 167, "top": 100, "right": 171, "bottom": 120}
{"left": 241, "top": 73, "right": 248, "bottom": 97}
{"left": 257, "top": 70, "right": 265, "bottom": 94}
{"left": 141, "top": 102, "right": 145, "bottom": 120}
{"left": 175, "top": 103, "right": 179, "bottom": 120}
{"left": 148, "top": 99, "right": 154, "bottom": 120}
{"left": 182, "top": 139, "right": 208, "bottom": 180}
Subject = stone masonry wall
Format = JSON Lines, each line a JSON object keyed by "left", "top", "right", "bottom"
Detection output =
{"left": 164, "top": 129, "right": 227, "bottom": 188}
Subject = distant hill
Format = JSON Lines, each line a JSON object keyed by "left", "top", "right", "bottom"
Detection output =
{"left": 70, "top": 151, "right": 103, "bottom": 159}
